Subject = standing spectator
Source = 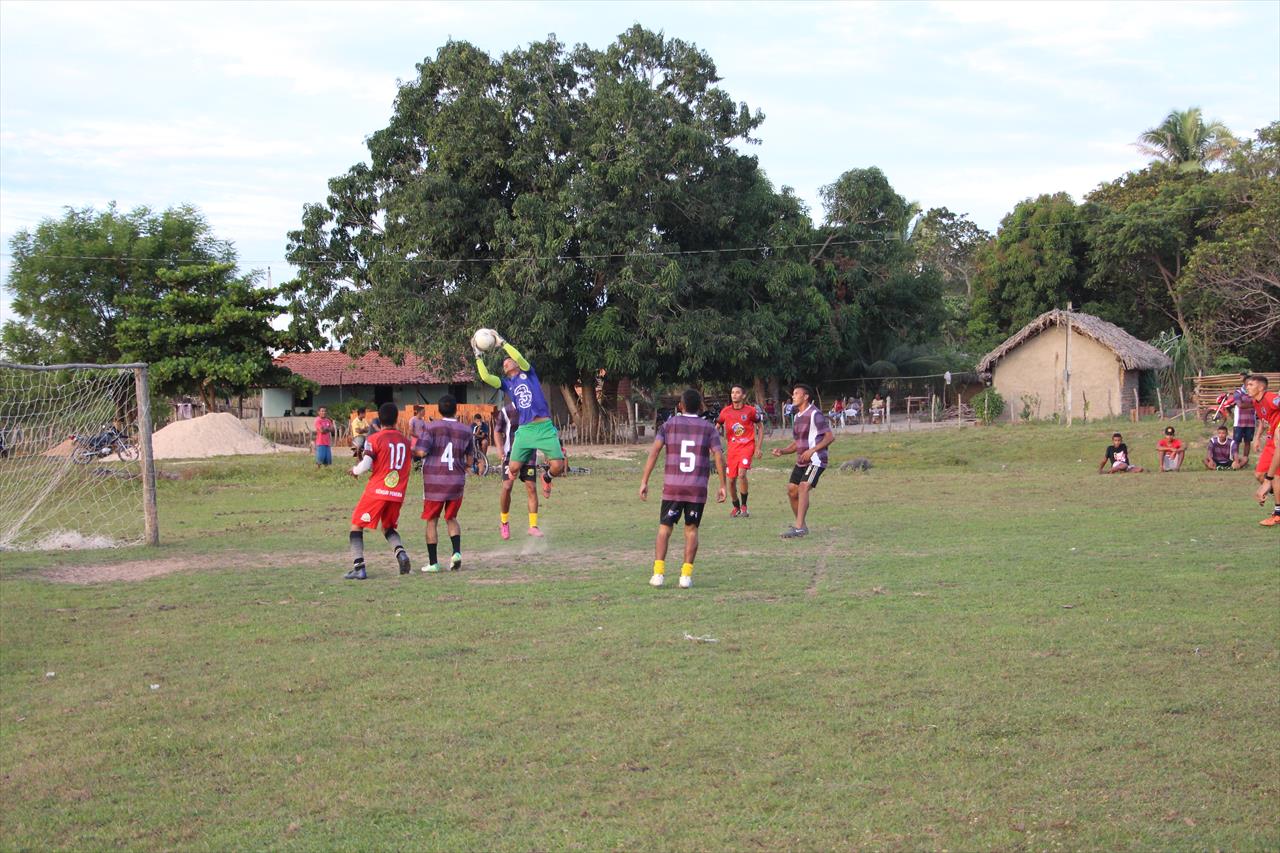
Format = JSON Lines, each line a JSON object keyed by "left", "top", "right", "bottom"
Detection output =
{"left": 782, "top": 400, "right": 796, "bottom": 428}
{"left": 471, "top": 414, "right": 491, "bottom": 474}
{"left": 1099, "top": 433, "right": 1143, "bottom": 473}
{"left": 1157, "top": 426, "right": 1185, "bottom": 472}
{"left": 409, "top": 406, "right": 428, "bottom": 442}
{"left": 313, "top": 406, "right": 335, "bottom": 468}
{"left": 1204, "top": 426, "right": 1237, "bottom": 470}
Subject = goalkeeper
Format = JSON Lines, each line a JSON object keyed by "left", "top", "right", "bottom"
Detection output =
{"left": 474, "top": 334, "right": 566, "bottom": 523}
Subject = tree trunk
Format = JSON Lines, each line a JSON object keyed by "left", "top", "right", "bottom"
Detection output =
{"left": 557, "top": 385, "right": 580, "bottom": 421}
{"left": 752, "top": 376, "right": 767, "bottom": 406}
{"left": 577, "top": 368, "right": 601, "bottom": 440}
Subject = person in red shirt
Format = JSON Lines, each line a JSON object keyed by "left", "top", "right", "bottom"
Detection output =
{"left": 313, "top": 407, "right": 335, "bottom": 468}
{"left": 345, "top": 402, "right": 413, "bottom": 579}
{"left": 1245, "top": 375, "right": 1280, "bottom": 526}
{"left": 1156, "top": 426, "right": 1184, "bottom": 472}
{"left": 716, "top": 385, "right": 763, "bottom": 518}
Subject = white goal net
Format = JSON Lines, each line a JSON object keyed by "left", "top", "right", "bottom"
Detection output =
{"left": 0, "top": 362, "right": 157, "bottom": 550}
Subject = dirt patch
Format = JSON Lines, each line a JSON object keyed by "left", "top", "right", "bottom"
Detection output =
{"left": 563, "top": 445, "right": 641, "bottom": 461}
{"left": 40, "top": 554, "right": 226, "bottom": 584}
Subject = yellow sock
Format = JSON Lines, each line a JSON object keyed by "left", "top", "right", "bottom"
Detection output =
{"left": 500, "top": 512, "right": 510, "bottom": 524}
{"left": 653, "top": 560, "right": 665, "bottom": 575}
{"left": 681, "top": 562, "right": 694, "bottom": 578}
{"left": 529, "top": 512, "right": 538, "bottom": 528}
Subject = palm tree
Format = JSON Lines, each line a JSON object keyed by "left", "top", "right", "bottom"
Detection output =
{"left": 1136, "top": 107, "right": 1237, "bottom": 172}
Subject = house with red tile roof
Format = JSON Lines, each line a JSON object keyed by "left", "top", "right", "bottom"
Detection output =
{"left": 260, "top": 350, "right": 495, "bottom": 416}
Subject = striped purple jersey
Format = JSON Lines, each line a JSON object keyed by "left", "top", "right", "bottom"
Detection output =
{"left": 1208, "top": 435, "right": 1237, "bottom": 465}
{"left": 415, "top": 419, "right": 474, "bottom": 501}
{"left": 655, "top": 414, "right": 723, "bottom": 503}
{"left": 792, "top": 404, "right": 832, "bottom": 467}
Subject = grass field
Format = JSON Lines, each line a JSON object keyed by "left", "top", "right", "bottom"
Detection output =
{"left": 2, "top": 419, "right": 1277, "bottom": 850}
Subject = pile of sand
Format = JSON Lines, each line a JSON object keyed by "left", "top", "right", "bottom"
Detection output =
{"left": 151, "top": 412, "right": 306, "bottom": 459}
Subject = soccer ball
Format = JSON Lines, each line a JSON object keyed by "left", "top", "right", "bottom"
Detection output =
{"left": 471, "top": 328, "right": 500, "bottom": 353}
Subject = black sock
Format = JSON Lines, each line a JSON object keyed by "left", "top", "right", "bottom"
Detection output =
{"left": 740, "top": 492, "right": 748, "bottom": 507}
{"left": 427, "top": 543, "right": 438, "bottom": 565}
{"left": 732, "top": 499, "right": 740, "bottom": 509}
{"left": 450, "top": 534, "right": 461, "bottom": 555}
{"left": 384, "top": 529, "right": 403, "bottom": 553}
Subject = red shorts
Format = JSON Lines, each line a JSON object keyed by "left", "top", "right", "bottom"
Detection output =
{"left": 1257, "top": 442, "right": 1275, "bottom": 476}
{"left": 351, "top": 494, "right": 403, "bottom": 530}
{"left": 421, "top": 499, "right": 463, "bottom": 521}
{"left": 727, "top": 445, "right": 755, "bottom": 478}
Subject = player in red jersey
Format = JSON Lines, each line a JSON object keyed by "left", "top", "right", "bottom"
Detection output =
{"left": 716, "top": 385, "right": 762, "bottom": 518}
{"left": 345, "top": 402, "right": 414, "bottom": 579}
{"left": 1245, "top": 375, "right": 1280, "bottom": 526}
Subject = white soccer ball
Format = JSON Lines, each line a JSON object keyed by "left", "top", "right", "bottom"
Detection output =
{"left": 471, "top": 328, "right": 500, "bottom": 353}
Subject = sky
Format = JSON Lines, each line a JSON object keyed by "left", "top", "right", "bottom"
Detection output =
{"left": 2, "top": 0, "right": 1278, "bottom": 322}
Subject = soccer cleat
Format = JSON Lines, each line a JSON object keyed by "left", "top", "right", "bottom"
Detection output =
{"left": 450, "top": 552, "right": 462, "bottom": 571}
{"left": 528, "top": 526, "right": 544, "bottom": 538}
{"left": 423, "top": 563, "right": 442, "bottom": 574}
{"left": 649, "top": 573, "right": 665, "bottom": 587}
{"left": 500, "top": 521, "right": 511, "bottom": 540}
{"left": 343, "top": 566, "right": 367, "bottom": 580}
{"left": 729, "top": 507, "right": 740, "bottom": 518}
{"left": 1261, "top": 514, "right": 1280, "bottom": 527}
{"left": 397, "top": 551, "right": 412, "bottom": 575}
{"left": 678, "top": 575, "right": 692, "bottom": 589}
{"left": 740, "top": 508, "right": 750, "bottom": 518}
{"left": 780, "top": 526, "right": 809, "bottom": 539}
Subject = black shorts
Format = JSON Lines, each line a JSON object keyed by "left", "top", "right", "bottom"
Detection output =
{"left": 789, "top": 464, "right": 825, "bottom": 489}
{"left": 659, "top": 500, "right": 705, "bottom": 527}
{"left": 1213, "top": 461, "right": 1233, "bottom": 470}
{"left": 502, "top": 454, "right": 537, "bottom": 482}
{"left": 1234, "top": 426, "right": 1255, "bottom": 444}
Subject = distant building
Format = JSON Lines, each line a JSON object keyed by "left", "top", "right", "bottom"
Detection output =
{"left": 261, "top": 351, "right": 496, "bottom": 417}
{"left": 977, "top": 310, "right": 1171, "bottom": 419}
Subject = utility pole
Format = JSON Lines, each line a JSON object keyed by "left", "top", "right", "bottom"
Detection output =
{"left": 1064, "top": 303, "right": 1073, "bottom": 427}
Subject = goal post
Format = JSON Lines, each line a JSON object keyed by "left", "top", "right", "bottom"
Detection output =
{"left": 0, "top": 361, "right": 159, "bottom": 550}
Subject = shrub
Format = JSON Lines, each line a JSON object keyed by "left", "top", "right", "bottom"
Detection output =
{"left": 972, "top": 388, "right": 1005, "bottom": 424}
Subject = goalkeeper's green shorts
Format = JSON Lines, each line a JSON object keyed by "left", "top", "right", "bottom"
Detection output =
{"left": 509, "top": 419, "right": 565, "bottom": 463}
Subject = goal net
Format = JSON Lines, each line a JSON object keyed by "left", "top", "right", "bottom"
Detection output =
{"left": 0, "top": 362, "right": 156, "bottom": 550}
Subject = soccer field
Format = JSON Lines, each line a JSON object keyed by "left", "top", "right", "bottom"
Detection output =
{"left": 1, "top": 421, "right": 1276, "bottom": 850}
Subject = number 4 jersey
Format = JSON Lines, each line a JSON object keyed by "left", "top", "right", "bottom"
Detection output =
{"left": 415, "top": 419, "right": 475, "bottom": 502}
{"left": 361, "top": 428, "right": 412, "bottom": 503}
{"left": 655, "top": 413, "right": 723, "bottom": 503}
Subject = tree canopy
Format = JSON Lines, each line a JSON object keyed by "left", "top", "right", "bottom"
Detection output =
{"left": 2, "top": 204, "right": 234, "bottom": 363}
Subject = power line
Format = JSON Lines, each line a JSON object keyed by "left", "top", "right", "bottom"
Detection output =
{"left": 0, "top": 202, "right": 1235, "bottom": 269}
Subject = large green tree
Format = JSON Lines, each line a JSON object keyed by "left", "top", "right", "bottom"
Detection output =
{"left": 1184, "top": 122, "right": 1280, "bottom": 358}
{"left": 808, "top": 167, "right": 945, "bottom": 378}
{"left": 967, "top": 193, "right": 1094, "bottom": 350}
{"left": 2, "top": 204, "right": 234, "bottom": 363}
{"left": 115, "top": 264, "right": 311, "bottom": 410}
{"left": 286, "top": 29, "right": 872, "bottom": 426}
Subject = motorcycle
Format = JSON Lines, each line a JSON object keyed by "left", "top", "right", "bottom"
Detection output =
{"left": 70, "top": 424, "right": 140, "bottom": 464}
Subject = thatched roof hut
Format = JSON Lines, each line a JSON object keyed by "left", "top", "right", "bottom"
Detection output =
{"left": 978, "top": 310, "right": 1171, "bottom": 419}
{"left": 978, "top": 310, "right": 1171, "bottom": 374}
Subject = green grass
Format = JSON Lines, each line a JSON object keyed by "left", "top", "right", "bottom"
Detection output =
{"left": 2, "top": 420, "right": 1277, "bottom": 850}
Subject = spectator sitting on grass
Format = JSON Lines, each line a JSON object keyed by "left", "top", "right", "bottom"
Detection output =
{"left": 1157, "top": 426, "right": 1185, "bottom": 472}
{"left": 1204, "top": 425, "right": 1237, "bottom": 470}
{"left": 1100, "top": 433, "right": 1143, "bottom": 474}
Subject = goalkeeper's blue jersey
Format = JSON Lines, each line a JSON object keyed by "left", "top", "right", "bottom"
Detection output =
{"left": 501, "top": 366, "right": 552, "bottom": 424}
